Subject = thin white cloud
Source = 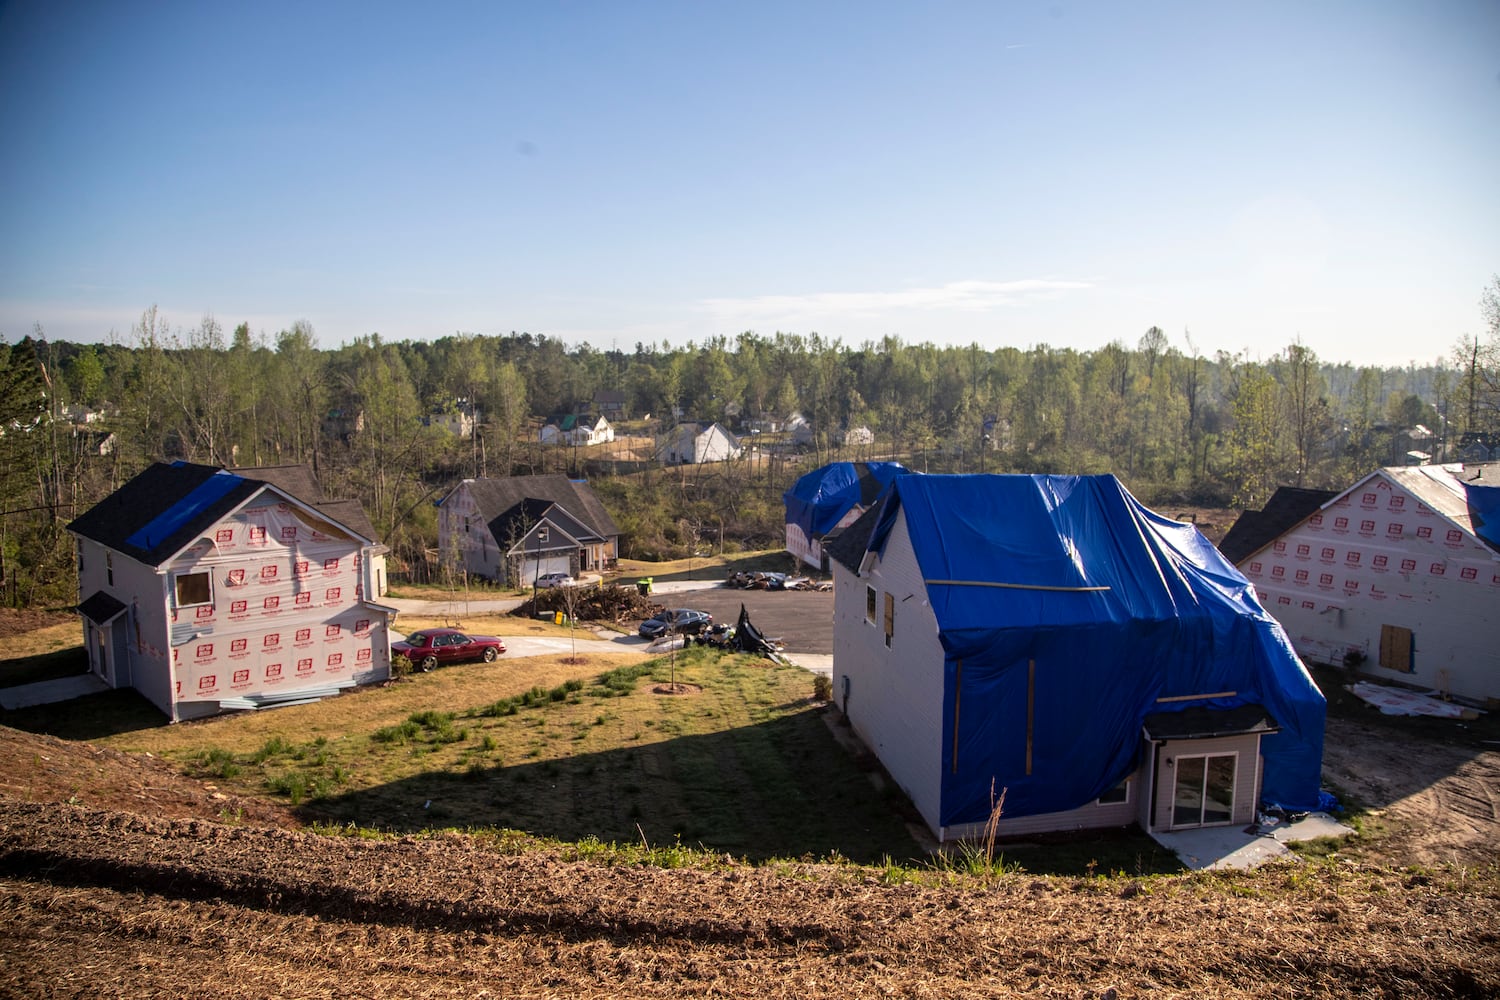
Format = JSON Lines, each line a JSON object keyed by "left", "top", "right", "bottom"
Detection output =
{"left": 701, "top": 278, "right": 1092, "bottom": 325}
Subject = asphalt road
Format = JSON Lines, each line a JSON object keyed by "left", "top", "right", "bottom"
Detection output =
{"left": 387, "top": 581, "right": 835, "bottom": 656}
{"left": 650, "top": 584, "right": 834, "bottom": 655}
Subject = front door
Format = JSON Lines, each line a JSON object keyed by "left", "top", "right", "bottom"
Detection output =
{"left": 1172, "top": 752, "right": 1237, "bottom": 828}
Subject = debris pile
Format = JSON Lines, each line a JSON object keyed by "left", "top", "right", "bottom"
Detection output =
{"left": 512, "top": 583, "right": 659, "bottom": 624}
{"left": 690, "top": 604, "right": 787, "bottom": 664}
{"left": 725, "top": 570, "right": 829, "bottom": 591}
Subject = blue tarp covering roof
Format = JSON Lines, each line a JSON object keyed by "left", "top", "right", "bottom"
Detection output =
{"left": 783, "top": 461, "right": 909, "bottom": 539}
{"left": 1463, "top": 481, "right": 1500, "bottom": 551}
{"left": 125, "top": 468, "right": 247, "bottom": 554}
{"left": 865, "top": 473, "right": 1326, "bottom": 827}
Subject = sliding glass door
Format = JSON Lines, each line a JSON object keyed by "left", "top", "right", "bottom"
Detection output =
{"left": 1172, "top": 753, "right": 1237, "bottom": 828}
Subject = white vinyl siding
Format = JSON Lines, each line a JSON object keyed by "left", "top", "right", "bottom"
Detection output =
{"left": 832, "top": 514, "right": 945, "bottom": 834}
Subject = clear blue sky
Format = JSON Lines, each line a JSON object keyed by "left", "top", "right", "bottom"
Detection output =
{"left": 2, "top": 1, "right": 1496, "bottom": 367}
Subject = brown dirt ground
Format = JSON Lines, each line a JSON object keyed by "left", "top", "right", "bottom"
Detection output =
{"left": 0, "top": 607, "right": 76, "bottom": 640}
{"left": 1322, "top": 713, "right": 1500, "bottom": 870}
{"left": 1, "top": 722, "right": 1498, "bottom": 998}
{"left": 3, "top": 792, "right": 1498, "bottom": 999}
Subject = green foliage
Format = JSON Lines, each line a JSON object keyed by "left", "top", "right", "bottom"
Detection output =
{"left": 10, "top": 323, "right": 1485, "bottom": 605}
{"left": 195, "top": 747, "right": 240, "bottom": 779}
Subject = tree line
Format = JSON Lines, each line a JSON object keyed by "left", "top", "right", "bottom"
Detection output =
{"left": 2, "top": 277, "right": 1497, "bottom": 608}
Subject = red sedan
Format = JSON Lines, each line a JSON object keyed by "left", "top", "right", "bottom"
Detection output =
{"left": 391, "top": 628, "right": 506, "bottom": 671}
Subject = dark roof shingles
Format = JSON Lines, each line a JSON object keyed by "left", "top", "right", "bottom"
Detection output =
{"left": 1218, "top": 487, "right": 1337, "bottom": 564}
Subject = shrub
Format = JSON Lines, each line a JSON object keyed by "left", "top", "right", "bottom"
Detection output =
{"left": 812, "top": 674, "right": 833, "bottom": 702}
{"left": 195, "top": 747, "right": 240, "bottom": 779}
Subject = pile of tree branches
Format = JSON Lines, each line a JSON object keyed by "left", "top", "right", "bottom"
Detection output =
{"left": 512, "top": 583, "right": 659, "bottom": 624}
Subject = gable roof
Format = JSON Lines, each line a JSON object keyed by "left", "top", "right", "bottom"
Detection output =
{"left": 232, "top": 464, "right": 325, "bottom": 503}
{"left": 1218, "top": 486, "right": 1338, "bottom": 563}
{"left": 69, "top": 462, "right": 377, "bottom": 566}
{"left": 231, "top": 464, "right": 381, "bottom": 543}
{"left": 68, "top": 463, "right": 263, "bottom": 565}
{"left": 784, "top": 461, "right": 909, "bottom": 540}
{"left": 449, "top": 475, "right": 620, "bottom": 545}
{"left": 840, "top": 473, "right": 1325, "bottom": 822}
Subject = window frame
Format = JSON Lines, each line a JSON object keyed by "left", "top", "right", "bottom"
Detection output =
{"left": 1096, "top": 777, "right": 1131, "bottom": 806}
{"left": 865, "top": 585, "right": 877, "bottom": 625}
{"left": 172, "top": 570, "right": 213, "bottom": 609}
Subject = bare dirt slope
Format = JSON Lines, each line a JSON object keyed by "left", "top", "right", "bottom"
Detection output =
{"left": 1322, "top": 714, "right": 1500, "bottom": 870}
{"left": 1, "top": 725, "right": 1498, "bottom": 998}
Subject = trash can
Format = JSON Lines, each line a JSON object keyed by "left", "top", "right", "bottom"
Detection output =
{"left": 637, "top": 578, "right": 652, "bottom": 595}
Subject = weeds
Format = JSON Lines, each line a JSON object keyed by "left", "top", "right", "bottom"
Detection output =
{"left": 195, "top": 747, "right": 241, "bottom": 779}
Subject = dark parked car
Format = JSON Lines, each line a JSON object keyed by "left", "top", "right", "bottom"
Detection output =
{"left": 391, "top": 628, "right": 506, "bottom": 671}
{"left": 637, "top": 608, "right": 713, "bottom": 639}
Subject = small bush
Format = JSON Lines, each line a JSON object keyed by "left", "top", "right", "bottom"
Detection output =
{"left": 372, "top": 720, "right": 421, "bottom": 744}
{"left": 812, "top": 674, "right": 833, "bottom": 701}
{"left": 266, "top": 770, "right": 310, "bottom": 804}
{"left": 195, "top": 747, "right": 240, "bottom": 780}
{"left": 252, "top": 735, "right": 292, "bottom": 764}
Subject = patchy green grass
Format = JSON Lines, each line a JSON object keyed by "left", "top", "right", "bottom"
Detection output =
{"left": 85, "top": 646, "right": 924, "bottom": 864}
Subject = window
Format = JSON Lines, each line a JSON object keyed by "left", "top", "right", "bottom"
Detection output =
{"left": 1097, "top": 778, "right": 1130, "bottom": 805}
{"left": 865, "top": 585, "right": 877, "bottom": 625}
{"left": 106, "top": 552, "right": 114, "bottom": 587}
{"left": 173, "top": 571, "right": 211, "bottom": 608}
{"left": 883, "top": 592, "right": 895, "bottom": 648}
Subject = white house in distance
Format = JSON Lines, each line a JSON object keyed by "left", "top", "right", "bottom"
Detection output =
{"left": 825, "top": 473, "right": 1325, "bottom": 843}
{"left": 1227, "top": 463, "right": 1500, "bottom": 705}
{"left": 437, "top": 474, "right": 620, "bottom": 585}
{"left": 539, "top": 413, "right": 615, "bottom": 447}
{"left": 658, "top": 421, "right": 741, "bottom": 464}
{"left": 68, "top": 462, "right": 395, "bottom": 722}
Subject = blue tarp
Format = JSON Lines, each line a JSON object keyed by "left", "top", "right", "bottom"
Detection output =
{"left": 1463, "top": 481, "right": 1500, "bottom": 552}
{"left": 783, "top": 461, "right": 909, "bottom": 540}
{"left": 125, "top": 468, "right": 246, "bottom": 554}
{"left": 865, "top": 474, "right": 1326, "bottom": 827}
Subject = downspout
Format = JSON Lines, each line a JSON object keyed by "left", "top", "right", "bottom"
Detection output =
{"left": 1142, "top": 727, "right": 1159, "bottom": 833}
{"left": 162, "top": 571, "right": 180, "bottom": 723}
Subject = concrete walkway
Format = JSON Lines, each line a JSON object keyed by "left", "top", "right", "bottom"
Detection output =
{"left": 0, "top": 673, "right": 110, "bottom": 710}
{"left": 1151, "top": 811, "right": 1354, "bottom": 870}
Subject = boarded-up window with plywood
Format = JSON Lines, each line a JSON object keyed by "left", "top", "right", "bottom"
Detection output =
{"left": 883, "top": 592, "right": 894, "bottom": 648}
{"left": 1379, "top": 624, "right": 1414, "bottom": 673}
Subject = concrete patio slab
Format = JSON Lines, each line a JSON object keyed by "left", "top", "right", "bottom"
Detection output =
{"left": 1152, "top": 811, "right": 1354, "bottom": 870}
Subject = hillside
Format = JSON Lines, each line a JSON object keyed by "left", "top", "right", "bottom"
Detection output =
{"left": 1, "top": 724, "right": 1496, "bottom": 998}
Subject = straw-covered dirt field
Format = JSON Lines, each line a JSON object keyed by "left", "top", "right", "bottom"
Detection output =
{"left": 2, "top": 726, "right": 1498, "bottom": 999}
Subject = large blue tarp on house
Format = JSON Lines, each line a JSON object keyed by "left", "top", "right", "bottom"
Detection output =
{"left": 865, "top": 473, "right": 1326, "bottom": 827}
{"left": 783, "top": 461, "right": 909, "bottom": 540}
{"left": 1464, "top": 481, "right": 1500, "bottom": 551}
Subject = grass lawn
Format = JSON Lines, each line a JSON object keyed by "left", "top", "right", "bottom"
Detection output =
{"left": 86, "top": 645, "right": 926, "bottom": 865}
{"left": 0, "top": 622, "right": 89, "bottom": 689}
